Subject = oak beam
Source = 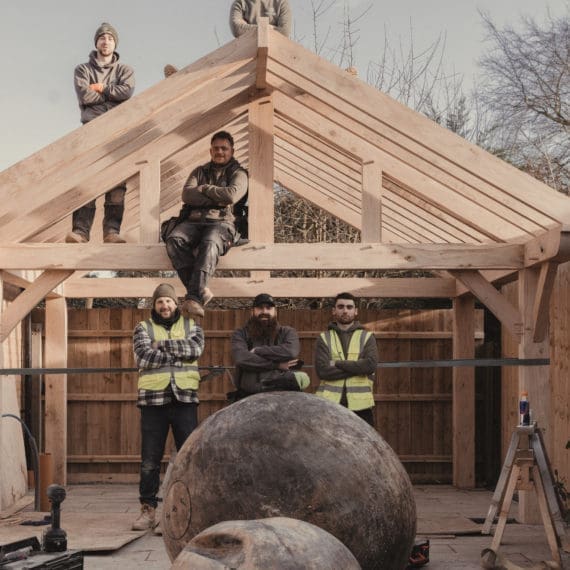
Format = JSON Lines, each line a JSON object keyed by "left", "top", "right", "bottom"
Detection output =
{"left": 0, "top": 270, "right": 73, "bottom": 343}
{"left": 452, "top": 295, "right": 475, "bottom": 488}
{"left": 256, "top": 18, "right": 269, "bottom": 89}
{"left": 532, "top": 262, "right": 558, "bottom": 342}
{"left": 517, "top": 267, "right": 550, "bottom": 524}
{"left": 44, "top": 297, "right": 68, "bottom": 485}
{"left": 361, "top": 161, "right": 382, "bottom": 242}
{"left": 0, "top": 242, "right": 525, "bottom": 271}
{"left": 139, "top": 159, "right": 161, "bottom": 243}
{"left": 62, "top": 276, "right": 457, "bottom": 299}
{"left": 450, "top": 270, "right": 522, "bottom": 340}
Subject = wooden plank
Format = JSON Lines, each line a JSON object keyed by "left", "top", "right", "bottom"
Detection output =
{"left": 452, "top": 295, "right": 475, "bottom": 488}
{"left": 517, "top": 267, "right": 550, "bottom": 524}
{"left": 44, "top": 297, "right": 68, "bottom": 484}
{"left": 139, "top": 159, "right": 161, "bottom": 243}
{"left": 0, "top": 270, "right": 61, "bottom": 299}
{"left": 256, "top": 18, "right": 269, "bottom": 89}
{"left": 248, "top": 91, "right": 274, "bottom": 281}
{"left": 532, "top": 262, "right": 558, "bottom": 342}
{"left": 361, "top": 161, "right": 382, "bottom": 242}
{"left": 0, "top": 270, "right": 73, "bottom": 343}
{"left": 63, "top": 276, "right": 457, "bottom": 299}
{"left": 450, "top": 270, "right": 522, "bottom": 340}
{"left": 0, "top": 242, "right": 525, "bottom": 271}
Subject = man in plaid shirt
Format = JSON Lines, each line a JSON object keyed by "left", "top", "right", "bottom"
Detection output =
{"left": 131, "top": 283, "right": 205, "bottom": 531}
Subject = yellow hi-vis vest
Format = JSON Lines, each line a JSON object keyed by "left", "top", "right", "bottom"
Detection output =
{"left": 316, "top": 329, "right": 375, "bottom": 411}
{"left": 138, "top": 317, "right": 200, "bottom": 391}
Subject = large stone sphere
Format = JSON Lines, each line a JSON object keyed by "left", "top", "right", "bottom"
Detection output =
{"left": 162, "top": 392, "right": 416, "bottom": 570}
{"left": 170, "top": 517, "right": 361, "bottom": 569}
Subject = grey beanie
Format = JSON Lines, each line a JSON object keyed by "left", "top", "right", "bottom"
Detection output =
{"left": 152, "top": 283, "right": 177, "bottom": 306}
{"left": 94, "top": 22, "right": 118, "bottom": 47}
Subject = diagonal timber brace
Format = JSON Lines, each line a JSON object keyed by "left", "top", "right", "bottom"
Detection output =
{"left": 0, "top": 270, "right": 73, "bottom": 343}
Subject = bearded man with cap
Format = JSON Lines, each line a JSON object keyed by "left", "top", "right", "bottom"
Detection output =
{"left": 230, "top": 293, "right": 310, "bottom": 400}
{"left": 131, "top": 283, "right": 205, "bottom": 530}
{"left": 67, "top": 22, "right": 135, "bottom": 244}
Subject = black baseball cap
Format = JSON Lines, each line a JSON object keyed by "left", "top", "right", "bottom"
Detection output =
{"left": 253, "top": 293, "right": 275, "bottom": 307}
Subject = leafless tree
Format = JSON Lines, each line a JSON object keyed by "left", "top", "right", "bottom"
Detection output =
{"left": 477, "top": 8, "right": 570, "bottom": 192}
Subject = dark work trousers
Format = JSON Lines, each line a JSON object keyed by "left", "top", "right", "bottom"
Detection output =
{"left": 71, "top": 184, "right": 126, "bottom": 239}
{"left": 139, "top": 400, "right": 198, "bottom": 507}
{"left": 166, "top": 220, "right": 235, "bottom": 304}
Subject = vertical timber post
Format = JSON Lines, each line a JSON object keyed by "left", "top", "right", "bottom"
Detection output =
{"left": 453, "top": 295, "right": 476, "bottom": 488}
{"left": 248, "top": 90, "right": 274, "bottom": 283}
{"left": 361, "top": 161, "right": 382, "bottom": 243}
{"left": 517, "top": 267, "right": 550, "bottom": 523}
{"left": 44, "top": 297, "right": 68, "bottom": 485}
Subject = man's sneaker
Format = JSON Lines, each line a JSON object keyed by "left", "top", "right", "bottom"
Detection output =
{"left": 65, "top": 231, "right": 88, "bottom": 243}
{"left": 132, "top": 504, "right": 155, "bottom": 531}
{"left": 164, "top": 64, "right": 178, "bottom": 78}
{"left": 181, "top": 299, "right": 205, "bottom": 319}
{"left": 103, "top": 233, "right": 126, "bottom": 243}
{"left": 203, "top": 288, "right": 214, "bottom": 306}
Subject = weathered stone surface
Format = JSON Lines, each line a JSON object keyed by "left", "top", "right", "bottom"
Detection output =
{"left": 162, "top": 392, "right": 416, "bottom": 570}
{"left": 170, "top": 517, "right": 361, "bottom": 569}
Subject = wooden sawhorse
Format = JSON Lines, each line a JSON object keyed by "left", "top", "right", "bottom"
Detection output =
{"left": 481, "top": 423, "right": 567, "bottom": 568}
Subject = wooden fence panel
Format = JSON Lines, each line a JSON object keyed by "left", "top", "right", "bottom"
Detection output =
{"left": 48, "top": 307, "right": 485, "bottom": 484}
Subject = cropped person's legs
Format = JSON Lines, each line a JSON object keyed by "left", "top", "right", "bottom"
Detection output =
{"left": 66, "top": 200, "right": 96, "bottom": 243}
{"left": 103, "top": 184, "right": 127, "bottom": 242}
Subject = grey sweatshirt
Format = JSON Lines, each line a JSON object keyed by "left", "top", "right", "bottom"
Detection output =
{"left": 230, "top": 0, "right": 292, "bottom": 38}
{"left": 74, "top": 51, "right": 135, "bottom": 124}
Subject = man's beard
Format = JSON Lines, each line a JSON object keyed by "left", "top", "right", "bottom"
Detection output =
{"left": 246, "top": 315, "right": 279, "bottom": 341}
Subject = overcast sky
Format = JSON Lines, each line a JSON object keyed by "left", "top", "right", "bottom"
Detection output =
{"left": 0, "top": 0, "right": 567, "bottom": 171}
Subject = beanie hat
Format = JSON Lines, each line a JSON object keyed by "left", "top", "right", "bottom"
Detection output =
{"left": 253, "top": 293, "right": 276, "bottom": 307}
{"left": 152, "top": 283, "right": 177, "bottom": 307}
{"left": 94, "top": 22, "right": 118, "bottom": 47}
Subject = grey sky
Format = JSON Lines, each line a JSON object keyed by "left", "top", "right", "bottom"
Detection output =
{"left": 0, "top": 0, "right": 566, "bottom": 171}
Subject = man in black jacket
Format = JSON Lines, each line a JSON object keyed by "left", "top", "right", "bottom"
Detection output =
{"left": 166, "top": 131, "right": 248, "bottom": 318}
{"left": 231, "top": 293, "right": 310, "bottom": 399}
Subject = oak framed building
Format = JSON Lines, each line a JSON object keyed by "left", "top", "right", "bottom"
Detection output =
{"left": 1, "top": 20, "right": 569, "bottom": 516}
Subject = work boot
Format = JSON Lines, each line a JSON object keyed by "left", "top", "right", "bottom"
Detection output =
{"left": 132, "top": 504, "right": 155, "bottom": 531}
{"left": 103, "top": 232, "right": 126, "bottom": 244}
{"left": 181, "top": 299, "right": 204, "bottom": 319}
{"left": 65, "top": 231, "right": 89, "bottom": 243}
{"left": 164, "top": 64, "right": 178, "bottom": 78}
{"left": 203, "top": 287, "right": 214, "bottom": 306}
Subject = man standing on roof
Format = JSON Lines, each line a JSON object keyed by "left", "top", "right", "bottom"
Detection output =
{"left": 165, "top": 131, "right": 248, "bottom": 319}
{"left": 314, "top": 292, "right": 378, "bottom": 426}
{"left": 230, "top": 293, "right": 310, "bottom": 399}
{"left": 132, "top": 283, "right": 205, "bottom": 531}
{"left": 230, "top": 0, "right": 292, "bottom": 38}
{"left": 67, "top": 23, "right": 135, "bottom": 244}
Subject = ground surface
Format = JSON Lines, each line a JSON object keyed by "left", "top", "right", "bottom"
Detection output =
{"left": 1, "top": 484, "right": 568, "bottom": 569}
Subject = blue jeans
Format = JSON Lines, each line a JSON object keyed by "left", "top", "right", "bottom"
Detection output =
{"left": 139, "top": 401, "right": 198, "bottom": 507}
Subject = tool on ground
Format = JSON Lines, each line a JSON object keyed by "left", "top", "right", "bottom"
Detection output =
{"left": 43, "top": 485, "right": 67, "bottom": 552}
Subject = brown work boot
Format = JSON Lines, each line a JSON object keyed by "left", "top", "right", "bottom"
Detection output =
{"left": 103, "top": 232, "right": 126, "bottom": 244}
{"left": 203, "top": 287, "right": 214, "bottom": 306}
{"left": 164, "top": 64, "right": 178, "bottom": 78}
{"left": 181, "top": 298, "right": 205, "bottom": 319}
{"left": 65, "top": 231, "right": 88, "bottom": 243}
{"left": 132, "top": 504, "right": 155, "bottom": 531}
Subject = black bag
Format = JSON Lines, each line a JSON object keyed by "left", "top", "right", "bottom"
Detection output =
{"left": 160, "top": 216, "right": 180, "bottom": 242}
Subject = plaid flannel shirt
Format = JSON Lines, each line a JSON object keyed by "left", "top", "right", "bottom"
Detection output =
{"left": 133, "top": 317, "right": 205, "bottom": 407}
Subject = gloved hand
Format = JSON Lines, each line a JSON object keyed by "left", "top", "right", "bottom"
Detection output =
{"left": 89, "top": 83, "right": 104, "bottom": 93}
{"left": 261, "top": 373, "right": 300, "bottom": 392}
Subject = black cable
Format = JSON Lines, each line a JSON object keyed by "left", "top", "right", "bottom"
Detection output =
{"left": 1, "top": 414, "right": 40, "bottom": 511}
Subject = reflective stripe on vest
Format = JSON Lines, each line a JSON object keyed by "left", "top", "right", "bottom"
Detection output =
{"left": 138, "top": 317, "right": 200, "bottom": 391}
{"left": 316, "top": 329, "right": 375, "bottom": 411}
